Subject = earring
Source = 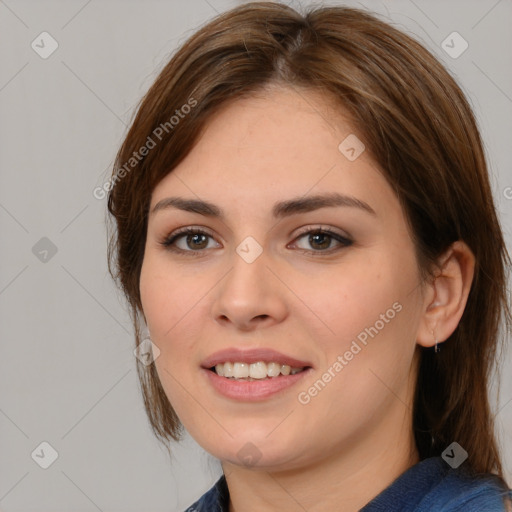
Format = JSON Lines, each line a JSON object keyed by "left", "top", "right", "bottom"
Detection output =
{"left": 431, "top": 330, "right": 440, "bottom": 353}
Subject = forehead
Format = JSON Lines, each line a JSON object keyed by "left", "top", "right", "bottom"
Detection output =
{"left": 187, "top": 86, "right": 350, "bottom": 168}
{"left": 149, "top": 87, "right": 397, "bottom": 221}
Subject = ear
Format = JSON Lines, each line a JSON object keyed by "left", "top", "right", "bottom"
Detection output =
{"left": 416, "top": 241, "right": 475, "bottom": 348}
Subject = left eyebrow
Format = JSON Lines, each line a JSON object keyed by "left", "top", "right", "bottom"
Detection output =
{"left": 272, "top": 193, "right": 376, "bottom": 217}
{"left": 151, "top": 192, "right": 376, "bottom": 218}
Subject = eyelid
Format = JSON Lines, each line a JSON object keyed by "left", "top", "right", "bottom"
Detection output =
{"left": 161, "top": 226, "right": 220, "bottom": 248}
{"left": 168, "top": 225, "right": 216, "bottom": 238}
{"left": 292, "top": 224, "right": 352, "bottom": 241}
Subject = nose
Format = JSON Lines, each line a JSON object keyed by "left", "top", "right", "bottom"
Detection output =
{"left": 211, "top": 248, "right": 288, "bottom": 332}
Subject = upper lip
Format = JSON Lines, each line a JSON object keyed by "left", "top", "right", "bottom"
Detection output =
{"left": 201, "top": 348, "right": 313, "bottom": 369}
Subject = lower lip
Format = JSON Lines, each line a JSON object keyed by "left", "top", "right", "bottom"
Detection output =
{"left": 202, "top": 368, "right": 312, "bottom": 401}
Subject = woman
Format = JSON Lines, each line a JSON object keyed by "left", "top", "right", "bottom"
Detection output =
{"left": 107, "top": 3, "right": 512, "bottom": 510}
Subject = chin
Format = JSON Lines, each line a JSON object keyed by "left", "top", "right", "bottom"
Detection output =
{"left": 200, "top": 434, "right": 309, "bottom": 472}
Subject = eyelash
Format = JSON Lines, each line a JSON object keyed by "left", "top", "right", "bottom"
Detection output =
{"left": 160, "top": 226, "right": 353, "bottom": 257}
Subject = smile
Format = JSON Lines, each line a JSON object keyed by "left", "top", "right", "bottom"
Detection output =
{"left": 212, "top": 361, "right": 305, "bottom": 380}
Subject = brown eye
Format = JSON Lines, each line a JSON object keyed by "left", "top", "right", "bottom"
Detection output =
{"left": 291, "top": 228, "right": 353, "bottom": 253}
{"left": 308, "top": 232, "right": 332, "bottom": 250}
{"left": 184, "top": 233, "right": 209, "bottom": 250}
{"left": 161, "top": 228, "right": 219, "bottom": 254}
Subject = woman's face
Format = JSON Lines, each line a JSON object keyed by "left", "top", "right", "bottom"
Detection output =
{"left": 140, "top": 87, "right": 427, "bottom": 471}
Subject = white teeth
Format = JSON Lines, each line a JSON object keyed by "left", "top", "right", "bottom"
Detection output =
{"left": 280, "top": 364, "right": 291, "bottom": 375}
{"left": 212, "top": 361, "right": 305, "bottom": 379}
{"left": 215, "top": 364, "right": 224, "bottom": 377}
{"left": 223, "top": 362, "right": 234, "bottom": 378}
{"left": 233, "top": 362, "right": 249, "bottom": 378}
{"left": 249, "top": 362, "right": 267, "bottom": 379}
{"left": 266, "top": 362, "right": 281, "bottom": 377}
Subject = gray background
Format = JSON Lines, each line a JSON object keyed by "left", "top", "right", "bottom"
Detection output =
{"left": 0, "top": 0, "right": 511, "bottom": 510}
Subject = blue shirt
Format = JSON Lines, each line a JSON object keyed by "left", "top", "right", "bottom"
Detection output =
{"left": 184, "top": 456, "right": 512, "bottom": 511}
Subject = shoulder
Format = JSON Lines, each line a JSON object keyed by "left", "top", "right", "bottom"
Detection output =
{"left": 183, "top": 475, "right": 229, "bottom": 512}
{"left": 185, "top": 462, "right": 512, "bottom": 512}
{"left": 361, "top": 456, "right": 512, "bottom": 512}
{"left": 428, "top": 483, "right": 512, "bottom": 511}
{"left": 416, "top": 459, "right": 512, "bottom": 512}
{"left": 431, "top": 474, "right": 512, "bottom": 511}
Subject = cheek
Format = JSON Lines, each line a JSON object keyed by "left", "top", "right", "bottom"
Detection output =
{"left": 293, "top": 249, "right": 421, "bottom": 401}
{"left": 139, "top": 256, "right": 204, "bottom": 411}
{"left": 292, "top": 271, "right": 419, "bottom": 442}
{"left": 296, "top": 252, "right": 416, "bottom": 348}
{"left": 139, "top": 254, "right": 216, "bottom": 399}
{"left": 140, "top": 254, "right": 203, "bottom": 337}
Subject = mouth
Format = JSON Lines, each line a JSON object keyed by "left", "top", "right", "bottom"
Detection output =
{"left": 208, "top": 361, "right": 309, "bottom": 381}
{"left": 201, "top": 348, "right": 313, "bottom": 401}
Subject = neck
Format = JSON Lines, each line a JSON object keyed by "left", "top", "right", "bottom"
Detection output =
{"left": 222, "top": 405, "right": 419, "bottom": 512}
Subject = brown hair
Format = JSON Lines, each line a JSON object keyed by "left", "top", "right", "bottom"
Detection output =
{"left": 107, "top": 2, "right": 511, "bottom": 481}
